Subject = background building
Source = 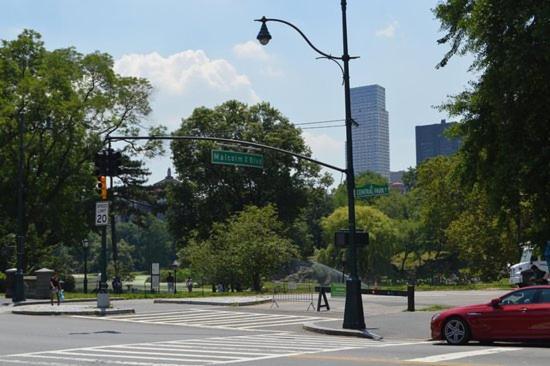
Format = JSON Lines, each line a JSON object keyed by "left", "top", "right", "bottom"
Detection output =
{"left": 350, "top": 84, "right": 390, "bottom": 180}
{"left": 415, "top": 119, "right": 461, "bottom": 165}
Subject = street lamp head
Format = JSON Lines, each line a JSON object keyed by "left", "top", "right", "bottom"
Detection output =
{"left": 256, "top": 18, "right": 271, "bottom": 46}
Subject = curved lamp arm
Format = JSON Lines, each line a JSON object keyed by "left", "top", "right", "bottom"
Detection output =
{"left": 316, "top": 56, "right": 345, "bottom": 81}
{"left": 255, "top": 16, "right": 358, "bottom": 62}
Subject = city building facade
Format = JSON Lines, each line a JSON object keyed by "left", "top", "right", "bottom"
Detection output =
{"left": 415, "top": 119, "right": 461, "bottom": 165}
{"left": 350, "top": 84, "right": 390, "bottom": 180}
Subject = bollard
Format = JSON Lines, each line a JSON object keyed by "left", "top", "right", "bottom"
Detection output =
{"left": 407, "top": 284, "right": 415, "bottom": 311}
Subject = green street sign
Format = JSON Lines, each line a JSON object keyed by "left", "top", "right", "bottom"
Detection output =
{"left": 331, "top": 283, "right": 346, "bottom": 297}
{"left": 211, "top": 149, "right": 264, "bottom": 169}
{"left": 355, "top": 183, "right": 389, "bottom": 198}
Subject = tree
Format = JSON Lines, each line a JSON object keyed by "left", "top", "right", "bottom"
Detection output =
{"left": 374, "top": 189, "right": 423, "bottom": 276}
{"left": 435, "top": 1, "right": 550, "bottom": 242}
{"left": 446, "top": 187, "right": 517, "bottom": 281}
{"left": 168, "top": 100, "right": 326, "bottom": 243}
{"left": 0, "top": 30, "right": 163, "bottom": 272}
{"left": 318, "top": 205, "right": 396, "bottom": 279}
{"left": 415, "top": 156, "right": 465, "bottom": 259}
{"left": 181, "top": 205, "right": 298, "bottom": 292}
{"left": 116, "top": 215, "right": 173, "bottom": 271}
{"left": 107, "top": 239, "right": 135, "bottom": 281}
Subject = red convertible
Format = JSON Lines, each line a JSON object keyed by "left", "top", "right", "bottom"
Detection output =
{"left": 431, "top": 285, "right": 550, "bottom": 344}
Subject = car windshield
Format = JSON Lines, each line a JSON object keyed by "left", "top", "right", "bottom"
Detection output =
{"left": 520, "top": 247, "right": 533, "bottom": 263}
{"left": 500, "top": 289, "right": 538, "bottom": 305}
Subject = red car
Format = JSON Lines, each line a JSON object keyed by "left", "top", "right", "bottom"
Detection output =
{"left": 431, "top": 285, "right": 550, "bottom": 344}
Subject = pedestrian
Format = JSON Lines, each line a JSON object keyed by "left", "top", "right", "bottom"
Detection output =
{"left": 50, "top": 272, "right": 62, "bottom": 306}
{"left": 167, "top": 273, "right": 175, "bottom": 293}
{"left": 186, "top": 277, "right": 193, "bottom": 293}
{"left": 112, "top": 276, "right": 122, "bottom": 294}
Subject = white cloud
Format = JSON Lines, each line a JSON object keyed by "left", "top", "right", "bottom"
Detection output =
{"left": 375, "top": 21, "right": 398, "bottom": 38}
{"left": 302, "top": 131, "right": 344, "bottom": 160}
{"left": 115, "top": 50, "right": 258, "bottom": 99}
{"left": 233, "top": 40, "right": 270, "bottom": 61}
{"left": 261, "top": 65, "right": 284, "bottom": 78}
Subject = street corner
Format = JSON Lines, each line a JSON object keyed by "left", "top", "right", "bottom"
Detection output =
{"left": 11, "top": 303, "right": 135, "bottom": 316}
{"left": 303, "top": 319, "right": 384, "bottom": 340}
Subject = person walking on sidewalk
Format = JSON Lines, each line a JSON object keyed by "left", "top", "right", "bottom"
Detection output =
{"left": 49, "top": 272, "right": 62, "bottom": 306}
{"left": 167, "top": 273, "right": 175, "bottom": 293}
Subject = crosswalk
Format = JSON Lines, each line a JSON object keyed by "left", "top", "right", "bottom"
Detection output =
{"left": 75, "top": 308, "right": 338, "bottom": 330}
{"left": 2, "top": 332, "right": 406, "bottom": 365}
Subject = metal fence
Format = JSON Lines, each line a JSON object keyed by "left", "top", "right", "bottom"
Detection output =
{"left": 271, "top": 281, "right": 316, "bottom": 311}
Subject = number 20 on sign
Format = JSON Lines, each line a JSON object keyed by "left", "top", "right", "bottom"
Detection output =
{"left": 95, "top": 202, "right": 109, "bottom": 226}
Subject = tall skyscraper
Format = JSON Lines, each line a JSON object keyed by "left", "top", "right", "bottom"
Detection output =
{"left": 415, "top": 119, "right": 461, "bottom": 165}
{"left": 350, "top": 84, "right": 390, "bottom": 180}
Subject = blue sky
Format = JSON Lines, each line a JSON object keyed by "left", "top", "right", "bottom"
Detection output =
{"left": 1, "top": 0, "right": 474, "bottom": 184}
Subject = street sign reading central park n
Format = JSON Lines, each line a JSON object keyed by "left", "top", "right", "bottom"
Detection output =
{"left": 211, "top": 149, "right": 264, "bottom": 169}
{"left": 355, "top": 183, "right": 389, "bottom": 199}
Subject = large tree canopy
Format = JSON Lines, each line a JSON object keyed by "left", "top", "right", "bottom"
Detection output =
{"left": 181, "top": 205, "right": 298, "bottom": 292}
{"left": 435, "top": 0, "right": 550, "bottom": 241}
{"left": 168, "top": 100, "right": 331, "bottom": 243}
{"left": 0, "top": 30, "right": 163, "bottom": 271}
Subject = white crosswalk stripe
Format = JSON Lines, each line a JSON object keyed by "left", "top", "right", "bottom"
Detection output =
{"left": 3, "top": 333, "right": 397, "bottom": 365}
{"left": 74, "top": 308, "right": 338, "bottom": 330}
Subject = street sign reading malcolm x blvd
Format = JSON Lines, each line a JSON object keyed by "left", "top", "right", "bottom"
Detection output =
{"left": 211, "top": 149, "right": 264, "bottom": 169}
{"left": 95, "top": 202, "right": 109, "bottom": 226}
{"left": 355, "top": 183, "right": 389, "bottom": 198}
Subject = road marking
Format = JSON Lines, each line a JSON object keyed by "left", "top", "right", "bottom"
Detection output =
{"left": 75, "top": 308, "right": 338, "bottom": 330}
{"left": 3, "top": 333, "right": 376, "bottom": 365}
{"left": 407, "top": 347, "right": 522, "bottom": 363}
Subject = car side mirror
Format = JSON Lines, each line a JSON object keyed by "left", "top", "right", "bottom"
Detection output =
{"left": 490, "top": 298, "right": 501, "bottom": 307}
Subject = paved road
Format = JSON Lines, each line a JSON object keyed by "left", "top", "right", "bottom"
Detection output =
{"left": 1, "top": 290, "right": 549, "bottom": 365}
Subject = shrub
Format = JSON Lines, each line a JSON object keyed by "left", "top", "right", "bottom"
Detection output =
{"left": 0, "top": 272, "right": 6, "bottom": 293}
{"left": 62, "top": 275, "right": 75, "bottom": 292}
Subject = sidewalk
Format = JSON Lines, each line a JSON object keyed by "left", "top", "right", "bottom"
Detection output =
{"left": 11, "top": 302, "right": 135, "bottom": 316}
{"left": 303, "top": 319, "right": 384, "bottom": 340}
{"left": 154, "top": 295, "right": 272, "bottom": 306}
{"left": 303, "top": 311, "right": 433, "bottom": 341}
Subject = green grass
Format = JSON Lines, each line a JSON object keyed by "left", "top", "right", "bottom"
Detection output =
{"left": 416, "top": 304, "right": 453, "bottom": 312}
{"left": 368, "top": 279, "right": 513, "bottom": 292}
{"left": 63, "top": 288, "right": 265, "bottom": 300}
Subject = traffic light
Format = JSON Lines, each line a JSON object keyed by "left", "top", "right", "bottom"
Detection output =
{"left": 95, "top": 149, "right": 122, "bottom": 177}
{"left": 94, "top": 151, "right": 108, "bottom": 176}
{"left": 108, "top": 150, "right": 122, "bottom": 177}
{"left": 97, "top": 176, "right": 107, "bottom": 200}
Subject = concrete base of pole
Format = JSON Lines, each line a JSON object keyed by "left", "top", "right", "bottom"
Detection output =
{"left": 343, "top": 278, "right": 365, "bottom": 330}
{"left": 13, "top": 272, "right": 26, "bottom": 303}
{"left": 97, "top": 293, "right": 110, "bottom": 308}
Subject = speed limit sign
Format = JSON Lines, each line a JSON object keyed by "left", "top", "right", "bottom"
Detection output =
{"left": 95, "top": 202, "right": 109, "bottom": 226}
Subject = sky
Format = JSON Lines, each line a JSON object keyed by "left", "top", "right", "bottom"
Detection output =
{"left": 1, "top": 0, "right": 475, "bottom": 184}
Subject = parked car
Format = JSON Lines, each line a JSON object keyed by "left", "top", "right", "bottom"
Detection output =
{"left": 431, "top": 285, "right": 550, "bottom": 345}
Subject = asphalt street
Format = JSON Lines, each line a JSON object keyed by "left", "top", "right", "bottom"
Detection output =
{"left": 1, "top": 290, "right": 549, "bottom": 365}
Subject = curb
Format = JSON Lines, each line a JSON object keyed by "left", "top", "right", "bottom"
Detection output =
{"left": 12, "top": 308, "right": 135, "bottom": 316}
{"left": 153, "top": 298, "right": 272, "bottom": 306}
{"left": 303, "top": 322, "right": 384, "bottom": 340}
{"left": 12, "top": 297, "right": 125, "bottom": 307}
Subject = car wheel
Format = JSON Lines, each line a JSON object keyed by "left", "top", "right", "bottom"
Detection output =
{"left": 443, "top": 317, "right": 470, "bottom": 345}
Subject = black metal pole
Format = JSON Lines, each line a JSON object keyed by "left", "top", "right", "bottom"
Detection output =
{"left": 83, "top": 246, "right": 88, "bottom": 294}
{"left": 100, "top": 226, "right": 107, "bottom": 292}
{"left": 341, "top": 0, "right": 365, "bottom": 330}
{"left": 13, "top": 112, "right": 26, "bottom": 303}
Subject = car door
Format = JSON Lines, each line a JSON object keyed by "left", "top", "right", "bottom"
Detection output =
{"left": 480, "top": 288, "right": 539, "bottom": 339}
{"left": 525, "top": 288, "right": 550, "bottom": 338}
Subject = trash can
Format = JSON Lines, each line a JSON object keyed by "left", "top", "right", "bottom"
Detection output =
{"left": 4, "top": 268, "right": 17, "bottom": 298}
